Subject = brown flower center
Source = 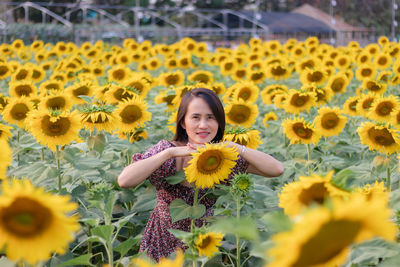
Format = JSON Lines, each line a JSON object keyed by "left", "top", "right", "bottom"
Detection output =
{"left": 321, "top": 112, "right": 339, "bottom": 129}
{"left": 227, "top": 104, "right": 251, "bottom": 124}
{"left": 11, "top": 103, "right": 29, "bottom": 120}
{"left": 376, "top": 101, "right": 394, "bottom": 116}
{"left": 41, "top": 115, "right": 71, "bottom": 136}
{"left": 367, "top": 127, "right": 396, "bottom": 146}
{"left": 120, "top": 105, "right": 143, "bottom": 124}
{"left": 293, "top": 122, "right": 313, "bottom": 139}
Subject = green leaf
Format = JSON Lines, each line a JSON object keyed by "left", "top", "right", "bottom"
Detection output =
{"left": 166, "top": 170, "right": 186, "bottom": 184}
{"left": 87, "top": 133, "right": 107, "bottom": 154}
{"left": 91, "top": 225, "right": 114, "bottom": 242}
{"left": 378, "top": 254, "right": 400, "bottom": 266}
{"left": 169, "top": 199, "right": 206, "bottom": 223}
{"left": 113, "top": 237, "right": 140, "bottom": 257}
{"left": 331, "top": 169, "right": 355, "bottom": 191}
{"left": 56, "top": 254, "right": 93, "bottom": 267}
{"left": 0, "top": 257, "right": 15, "bottom": 267}
{"left": 260, "top": 210, "right": 293, "bottom": 233}
{"left": 167, "top": 229, "right": 192, "bottom": 242}
{"left": 78, "top": 95, "right": 94, "bottom": 103}
{"left": 211, "top": 216, "right": 259, "bottom": 241}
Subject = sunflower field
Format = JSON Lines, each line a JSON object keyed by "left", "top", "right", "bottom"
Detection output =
{"left": 0, "top": 36, "right": 400, "bottom": 267}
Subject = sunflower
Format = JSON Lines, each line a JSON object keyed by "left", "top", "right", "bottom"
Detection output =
{"left": 0, "top": 93, "right": 9, "bottom": 111}
{"left": 225, "top": 100, "right": 258, "bottom": 128}
{"left": 355, "top": 64, "right": 377, "bottom": 81}
{"left": 230, "top": 81, "right": 259, "bottom": 103}
{"left": 300, "top": 69, "right": 327, "bottom": 86}
{"left": 278, "top": 171, "right": 349, "bottom": 216}
{"left": 365, "top": 43, "right": 380, "bottom": 57}
{"left": 123, "top": 75, "right": 152, "bottom": 98}
{"left": 185, "top": 143, "right": 238, "bottom": 189}
{"left": 39, "top": 92, "right": 72, "bottom": 112}
{"left": 194, "top": 232, "right": 224, "bottom": 258}
{"left": 291, "top": 44, "right": 306, "bottom": 58}
{"left": 172, "top": 85, "right": 195, "bottom": 105}
{"left": 188, "top": 70, "right": 214, "bottom": 84}
{"left": 356, "top": 52, "right": 371, "bottom": 65}
{"left": 342, "top": 96, "right": 360, "bottom": 116}
{"left": 367, "top": 95, "right": 398, "bottom": 122}
{"left": 27, "top": 110, "right": 81, "bottom": 151}
{"left": 266, "top": 63, "right": 291, "bottom": 80}
{"left": 356, "top": 93, "right": 377, "bottom": 116}
{"left": 260, "top": 84, "right": 288, "bottom": 105}
{"left": 391, "top": 74, "right": 400, "bottom": 86}
{"left": 263, "top": 111, "right": 278, "bottom": 127}
{"left": 267, "top": 194, "right": 397, "bottom": 267}
{"left": 282, "top": 117, "right": 320, "bottom": 145}
{"left": 115, "top": 95, "right": 152, "bottom": 132}
{"left": 357, "top": 122, "right": 400, "bottom": 155}
{"left": 130, "top": 250, "right": 184, "bottom": 267}
{"left": 80, "top": 104, "right": 117, "bottom": 133}
{"left": 11, "top": 66, "right": 32, "bottom": 82}
{"left": 39, "top": 80, "right": 65, "bottom": 93}
{"left": 108, "top": 65, "right": 131, "bottom": 82}
{"left": 2, "top": 97, "right": 33, "bottom": 129}
{"left": 158, "top": 70, "right": 185, "bottom": 87}
{"left": 313, "top": 107, "right": 347, "bottom": 137}
{"left": 210, "top": 82, "right": 226, "bottom": 95}
{"left": 231, "top": 67, "right": 247, "bottom": 82}
{"left": 30, "top": 40, "right": 44, "bottom": 51}
{"left": 0, "top": 63, "right": 11, "bottom": 80}
{"left": 244, "top": 68, "right": 265, "bottom": 84}
{"left": 373, "top": 52, "right": 392, "bottom": 70}
{"left": 361, "top": 79, "right": 387, "bottom": 95}
{"left": 334, "top": 54, "right": 352, "bottom": 70}
{"left": 295, "top": 57, "right": 320, "bottom": 74}
{"left": 219, "top": 59, "right": 237, "bottom": 76}
{"left": 9, "top": 80, "right": 38, "bottom": 98}
{"left": 284, "top": 90, "right": 316, "bottom": 115}
{"left": 0, "top": 123, "right": 13, "bottom": 141}
{"left": 326, "top": 73, "right": 350, "bottom": 94}
{"left": 0, "top": 179, "right": 80, "bottom": 264}
{"left": 167, "top": 111, "right": 177, "bottom": 134}
{"left": 355, "top": 181, "right": 388, "bottom": 203}
{"left": 155, "top": 90, "right": 176, "bottom": 110}
{"left": 390, "top": 108, "right": 400, "bottom": 128}
{"left": 65, "top": 80, "right": 94, "bottom": 105}
{"left": 223, "top": 126, "right": 262, "bottom": 149}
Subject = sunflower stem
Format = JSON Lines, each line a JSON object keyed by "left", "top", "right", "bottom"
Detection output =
{"left": 191, "top": 187, "right": 199, "bottom": 232}
{"left": 56, "top": 145, "right": 62, "bottom": 192}
{"left": 236, "top": 197, "right": 241, "bottom": 267}
{"left": 386, "top": 164, "right": 391, "bottom": 190}
{"left": 17, "top": 130, "right": 20, "bottom": 162}
{"left": 41, "top": 147, "right": 45, "bottom": 161}
{"left": 306, "top": 144, "right": 312, "bottom": 175}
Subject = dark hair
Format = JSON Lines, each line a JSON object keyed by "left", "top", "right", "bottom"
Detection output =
{"left": 172, "top": 88, "right": 225, "bottom": 143}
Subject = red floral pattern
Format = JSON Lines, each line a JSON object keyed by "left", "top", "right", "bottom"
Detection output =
{"left": 132, "top": 139, "right": 248, "bottom": 261}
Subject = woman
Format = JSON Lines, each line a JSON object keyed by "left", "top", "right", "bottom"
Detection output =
{"left": 118, "top": 88, "right": 283, "bottom": 261}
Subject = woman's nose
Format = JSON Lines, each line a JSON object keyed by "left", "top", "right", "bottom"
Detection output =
{"left": 199, "top": 118, "right": 208, "bottom": 128}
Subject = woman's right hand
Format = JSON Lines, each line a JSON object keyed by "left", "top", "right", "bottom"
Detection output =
{"left": 168, "top": 145, "right": 196, "bottom": 158}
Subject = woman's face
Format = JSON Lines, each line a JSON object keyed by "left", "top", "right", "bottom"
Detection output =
{"left": 182, "top": 97, "right": 219, "bottom": 145}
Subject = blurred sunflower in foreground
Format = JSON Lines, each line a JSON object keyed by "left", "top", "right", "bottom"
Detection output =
{"left": 0, "top": 179, "right": 80, "bottom": 265}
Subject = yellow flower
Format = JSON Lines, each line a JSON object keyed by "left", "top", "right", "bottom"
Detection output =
{"left": 123, "top": 74, "right": 152, "bottom": 99}
{"left": 373, "top": 52, "right": 392, "bottom": 69}
{"left": 295, "top": 57, "right": 320, "bottom": 73}
{"left": 39, "top": 92, "right": 72, "bottom": 112}
{"left": 155, "top": 91, "right": 176, "bottom": 110}
{"left": 231, "top": 67, "right": 247, "bottom": 81}
{"left": 158, "top": 70, "right": 185, "bottom": 87}
{"left": 210, "top": 82, "right": 226, "bottom": 95}
{"left": 80, "top": 104, "right": 117, "bottom": 133}
{"left": 357, "top": 122, "right": 400, "bottom": 155}
{"left": 223, "top": 126, "right": 262, "bottom": 149}
{"left": 0, "top": 63, "right": 11, "bottom": 80}
{"left": 108, "top": 65, "right": 131, "bottom": 82}
{"left": 278, "top": 171, "right": 349, "bottom": 216}
{"left": 195, "top": 232, "right": 224, "bottom": 258}
{"left": 282, "top": 117, "right": 320, "bottom": 145}
{"left": 115, "top": 95, "right": 152, "bottom": 132}
{"left": 9, "top": 80, "right": 38, "bottom": 98}
{"left": 188, "top": 70, "right": 214, "bottom": 84}
{"left": 2, "top": 97, "right": 34, "bottom": 129}
{"left": 263, "top": 111, "right": 278, "bottom": 127}
{"left": 300, "top": 69, "right": 327, "bottom": 86}
{"left": 267, "top": 194, "right": 397, "bottom": 267}
{"left": 283, "top": 89, "right": 316, "bottom": 115}
{"left": 266, "top": 63, "right": 292, "bottom": 80}
{"left": 355, "top": 64, "right": 377, "bottom": 81}
{"left": 0, "top": 179, "right": 80, "bottom": 265}
{"left": 342, "top": 96, "right": 360, "bottom": 116}
{"left": 220, "top": 59, "right": 238, "bottom": 76}
{"left": 260, "top": 84, "right": 288, "bottom": 105}
{"left": 230, "top": 81, "right": 259, "bottom": 103}
{"left": 366, "top": 95, "right": 398, "bottom": 122}
{"left": 178, "top": 54, "right": 193, "bottom": 68}
{"left": 355, "top": 181, "right": 389, "bottom": 203}
{"left": 365, "top": 43, "right": 380, "bottom": 56}
{"left": 225, "top": 100, "right": 258, "bottom": 128}
{"left": 185, "top": 143, "right": 238, "bottom": 188}
{"left": 326, "top": 73, "right": 350, "bottom": 94}
{"left": 247, "top": 69, "right": 266, "bottom": 84}
{"left": 313, "top": 107, "right": 347, "bottom": 137}
{"left": 65, "top": 80, "right": 94, "bottom": 105}
{"left": 356, "top": 93, "right": 377, "bottom": 117}
{"left": 39, "top": 80, "right": 65, "bottom": 93}
{"left": 11, "top": 66, "right": 32, "bottom": 82}
{"left": 361, "top": 79, "right": 387, "bottom": 95}
{"left": 27, "top": 110, "right": 81, "bottom": 151}
{"left": 0, "top": 139, "right": 12, "bottom": 180}
{"left": 334, "top": 54, "right": 352, "bottom": 70}
{"left": 291, "top": 44, "right": 306, "bottom": 58}
{"left": 301, "top": 84, "right": 333, "bottom": 106}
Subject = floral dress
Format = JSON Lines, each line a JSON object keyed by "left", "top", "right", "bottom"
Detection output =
{"left": 132, "top": 139, "right": 249, "bottom": 261}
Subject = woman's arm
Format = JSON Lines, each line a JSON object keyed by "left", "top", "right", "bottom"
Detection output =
{"left": 227, "top": 142, "right": 284, "bottom": 177}
{"left": 117, "top": 145, "right": 195, "bottom": 188}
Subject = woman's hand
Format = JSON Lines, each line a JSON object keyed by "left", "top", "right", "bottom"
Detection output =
{"left": 167, "top": 144, "right": 196, "bottom": 158}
